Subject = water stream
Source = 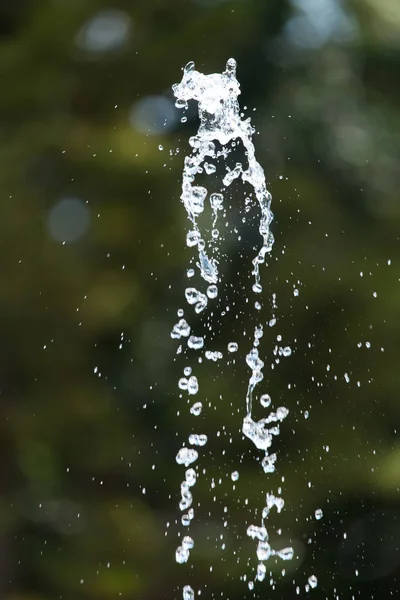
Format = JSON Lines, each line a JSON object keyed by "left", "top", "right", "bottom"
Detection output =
{"left": 171, "top": 59, "right": 293, "bottom": 598}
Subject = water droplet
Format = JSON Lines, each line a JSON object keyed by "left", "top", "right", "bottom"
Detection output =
{"left": 257, "top": 562, "right": 266, "bottom": 581}
{"left": 242, "top": 415, "right": 272, "bottom": 451}
{"left": 260, "top": 393, "right": 271, "bottom": 407}
{"left": 182, "top": 535, "right": 194, "bottom": 549}
{"left": 186, "top": 230, "right": 201, "bottom": 247}
{"left": 206, "top": 285, "right": 218, "bottom": 299}
{"left": 181, "top": 514, "right": 190, "bottom": 526}
{"left": 223, "top": 163, "right": 242, "bottom": 186}
{"left": 308, "top": 575, "right": 318, "bottom": 588}
{"left": 261, "top": 453, "right": 277, "bottom": 473}
{"left": 185, "top": 468, "right": 197, "bottom": 486}
{"left": 187, "top": 376, "right": 199, "bottom": 395}
{"left": 171, "top": 319, "right": 191, "bottom": 339}
{"left": 190, "top": 402, "right": 203, "bottom": 416}
{"left": 183, "top": 585, "right": 195, "bottom": 600}
{"left": 188, "top": 336, "right": 204, "bottom": 350}
{"left": 256, "top": 541, "right": 271, "bottom": 561}
{"left": 228, "top": 342, "right": 238, "bottom": 353}
{"left": 175, "top": 545, "right": 189, "bottom": 564}
{"left": 276, "top": 546, "right": 294, "bottom": 561}
{"left": 205, "top": 350, "right": 223, "bottom": 361}
{"left": 225, "top": 57, "right": 237, "bottom": 73}
{"left": 210, "top": 192, "right": 224, "bottom": 210}
{"left": 247, "top": 525, "right": 268, "bottom": 541}
{"left": 188, "top": 433, "right": 208, "bottom": 446}
{"left": 315, "top": 508, "right": 323, "bottom": 520}
{"left": 176, "top": 448, "right": 199, "bottom": 466}
{"left": 276, "top": 406, "right": 289, "bottom": 420}
{"left": 185, "top": 288, "right": 201, "bottom": 305}
{"left": 204, "top": 162, "right": 216, "bottom": 175}
{"left": 178, "top": 377, "right": 188, "bottom": 390}
{"left": 231, "top": 470, "right": 239, "bottom": 481}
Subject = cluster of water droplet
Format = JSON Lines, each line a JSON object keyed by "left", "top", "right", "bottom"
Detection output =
{"left": 171, "top": 58, "right": 292, "bottom": 598}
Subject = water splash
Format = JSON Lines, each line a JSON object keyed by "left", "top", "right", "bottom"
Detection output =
{"left": 170, "top": 59, "right": 292, "bottom": 597}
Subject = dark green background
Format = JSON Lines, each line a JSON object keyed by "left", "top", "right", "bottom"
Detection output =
{"left": 1, "top": 0, "right": 400, "bottom": 598}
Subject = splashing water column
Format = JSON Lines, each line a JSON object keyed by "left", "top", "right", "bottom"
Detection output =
{"left": 170, "top": 59, "right": 292, "bottom": 598}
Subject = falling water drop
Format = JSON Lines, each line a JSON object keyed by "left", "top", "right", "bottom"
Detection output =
{"left": 183, "top": 585, "right": 195, "bottom": 600}
{"left": 190, "top": 402, "right": 203, "bottom": 416}
{"left": 308, "top": 575, "right": 318, "bottom": 589}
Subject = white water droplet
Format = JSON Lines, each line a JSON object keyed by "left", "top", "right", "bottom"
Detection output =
{"left": 176, "top": 545, "right": 189, "bottom": 564}
{"left": 210, "top": 192, "right": 224, "bottom": 210}
{"left": 183, "top": 585, "right": 195, "bottom": 600}
{"left": 186, "top": 230, "right": 201, "bottom": 247}
{"left": 276, "top": 546, "right": 294, "bottom": 561}
{"left": 228, "top": 342, "right": 238, "bottom": 353}
{"left": 185, "top": 468, "right": 197, "bottom": 486}
{"left": 182, "top": 536, "right": 194, "bottom": 549}
{"left": 171, "top": 319, "right": 191, "bottom": 339}
{"left": 231, "top": 470, "right": 239, "bottom": 481}
{"left": 204, "top": 162, "right": 216, "bottom": 175}
{"left": 206, "top": 285, "right": 218, "bottom": 299}
{"left": 315, "top": 508, "right": 323, "bottom": 520}
{"left": 187, "top": 376, "right": 199, "bottom": 395}
{"left": 276, "top": 406, "right": 289, "bottom": 420}
{"left": 308, "top": 575, "right": 318, "bottom": 589}
{"left": 176, "top": 448, "right": 199, "bottom": 466}
{"left": 188, "top": 433, "right": 208, "bottom": 446}
{"left": 178, "top": 377, "right": 188, "bottom": 390}
{"left": 257, "top": 562, "right": 266, "bottom": 581}
{"left": 205, "top": 350, "right": 223, "bottom": 361}
{"left": 185, "top": 288, "right": 202, "bottom": 305}
{"left": 260, "top": 393, "right": 271, "bottom": 407}
{"left": 247, "top": 525, "right": 268, "bottom": 541}
{"left": 190, "top": 402, "right": 203, "bottom": 416}
{"left": 188, "top": 336, "right": 204, "bottom": 350}
{"left": 256, "top": 541, "right": 271, "bottom": 561}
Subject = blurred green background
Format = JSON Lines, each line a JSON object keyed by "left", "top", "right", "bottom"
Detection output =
{"left": 1, "top": 0, "right": 400, "bottom": 598}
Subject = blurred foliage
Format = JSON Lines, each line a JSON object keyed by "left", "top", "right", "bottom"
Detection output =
{"left": 1, "top": 0, "right": 400, "bottom": 599}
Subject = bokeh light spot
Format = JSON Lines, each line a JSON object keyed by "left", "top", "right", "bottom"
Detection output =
{"left": 129, "top": 96, "right": 178, "bottom": 135}
{"left": 48, "top": 197, "right": 90, "bottom": 243}
{"left": 76, "top": 10, "right": 131, "bottom": 53}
